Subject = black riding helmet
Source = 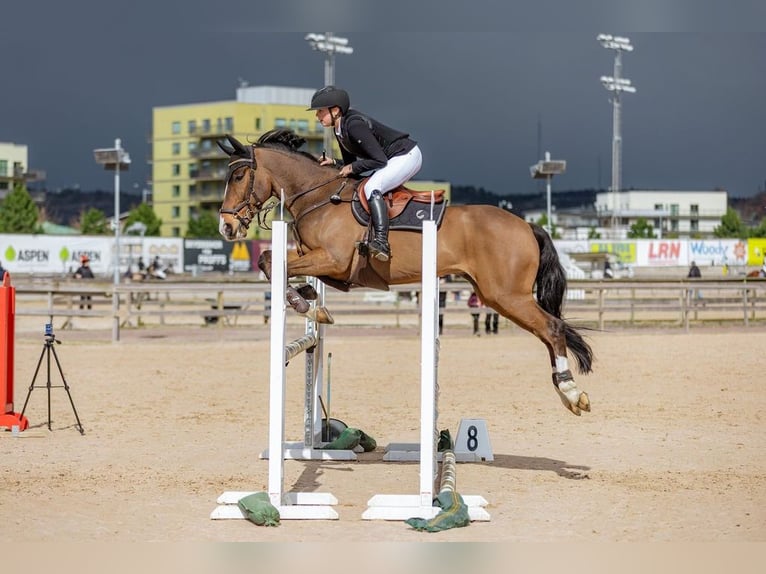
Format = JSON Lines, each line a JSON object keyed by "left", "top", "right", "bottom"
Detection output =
{"left": 307, "top": 86, "right": 350, "bottom": 114}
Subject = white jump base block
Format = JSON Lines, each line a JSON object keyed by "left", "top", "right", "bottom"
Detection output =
{"left": 363, "top": 494, "right": 490, "bottom": 521}
{"left": 211, "top": 492, "right": 339, "bottom": 520}
{"left": 260, "top": 441, "right": 359, "bottom": 461}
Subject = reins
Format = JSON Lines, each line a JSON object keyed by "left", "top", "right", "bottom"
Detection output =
{"left": 219, "top": 144, "right": 350, "bottom": 232}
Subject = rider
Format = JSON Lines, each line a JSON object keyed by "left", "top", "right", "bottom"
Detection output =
{"left": 307, "top": 86, "right": 422, "bottom": 262}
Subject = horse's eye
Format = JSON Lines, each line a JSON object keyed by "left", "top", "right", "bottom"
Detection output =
{"left": 234, "top": 173, "right": 245, "bottom": 182}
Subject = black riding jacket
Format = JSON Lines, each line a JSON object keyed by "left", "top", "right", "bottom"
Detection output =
{"left": 335, "top": 109, "right": 416, "bottom": 175}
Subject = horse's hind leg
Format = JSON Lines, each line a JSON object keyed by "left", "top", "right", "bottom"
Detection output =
{"left": 498, "top": 295, "right": 590, "bottom": 416}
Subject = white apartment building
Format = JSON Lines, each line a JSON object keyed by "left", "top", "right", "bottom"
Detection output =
{"left": 595, "top": 189, "right": 728, "bottom": 237}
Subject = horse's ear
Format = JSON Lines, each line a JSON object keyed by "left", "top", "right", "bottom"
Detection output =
{"left": 217, "top": 139, "right": 235, "bottom": 156}
{"left": 225, "top": 134, "right": 249, "bottom": 157}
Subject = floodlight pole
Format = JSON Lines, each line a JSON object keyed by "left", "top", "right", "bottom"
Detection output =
{"left": 305, "top": 33, "right": 354, "bottom": 156}
{"left": 530, "top": 152, "right": 566, "bottom": 236}
{"left": 545, "top": 152, "right": 553, "bottom": 232}
{"left": 113, "top": 138, "right": 122, "bottom": 287}
{"left": 598, "top": 34, "right": 636, "bottom": 234}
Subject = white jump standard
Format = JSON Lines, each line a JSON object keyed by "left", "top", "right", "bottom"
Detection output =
{"left": 363, "top": 219, "right": 491, "bottom": 521}
{"left": 211, "top": 220, "right": 346, "bottom": 521}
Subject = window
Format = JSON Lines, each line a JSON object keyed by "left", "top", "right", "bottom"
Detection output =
{"left": 172, "top": 227, "right": 181, "bottom": 237}
{"left": 171, "top": 142, "right": 180, "bottom": 155}
{"left": 172, "top": 164, "right": 180, "bottom": 176}
{"left": 654, "top": 203, "right": 663, "bottom": 211}
{"left": 275, "top": 118, "right": 286, "bottom": 128}
{"left": 188, "top": 163, "right": 198, "bottom": 178}
{"left": 172, "top": 185, "right": 180, "bottom": 197}
{"left": 171, "top": 121, "right": 181, "bottom": 135}
{"left": 255, "top": 117, "right": 261, "bottom": 130}
{"left": 188, "top": 141, "right": 198, "bottom": 154}
{"left": 225, "top": 117, "right": 234, "bottom": 132}
{"left": 670, "top": 204, "right": 679, "bottom": 216}
{"left": 690, "top": 204, "right": 699, "bottom": 215}
{"left": 0, "top": 160, "right": 7, "bottom": 176}
{"left": 690, "top": 219, "right": 699, "bottom": 232}
{"left": 172, "top": 206, "right": 180, "bottom": 218}
{"left": 297, "top": 119, "right": 309, "bottom": 133}
{"left": 188, "top": 119, "right": 197, "bottom": 134}
{"left": 189, "top": 184, "right": 196, "bottom": 196}
{"left": 202, "top": 118, "right": 211, "bottom": 133}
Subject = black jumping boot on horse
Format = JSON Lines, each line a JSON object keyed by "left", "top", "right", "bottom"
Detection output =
{"left": 367, "top": 190, "right": 391, "bottom": 262}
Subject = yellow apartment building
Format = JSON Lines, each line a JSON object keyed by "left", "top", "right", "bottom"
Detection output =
{"left": 151, "top": 86, "right": 326, "bottom": 237}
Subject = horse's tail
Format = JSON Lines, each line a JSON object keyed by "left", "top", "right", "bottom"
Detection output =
{"left": 530, "top": 223, "right": 594, "bottom": 374}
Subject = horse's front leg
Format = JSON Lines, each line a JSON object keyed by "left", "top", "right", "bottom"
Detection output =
{"left": 258, "top": 249, "right": 336, "bottom": 324}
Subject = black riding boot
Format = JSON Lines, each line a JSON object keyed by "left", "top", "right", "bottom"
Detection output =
{"left": 367, "top": 190, "right": 391, "bottom": 262}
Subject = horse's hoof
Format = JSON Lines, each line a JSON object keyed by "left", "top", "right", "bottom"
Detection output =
{"left": 296, "top": 283, "right": 318, "bottom": 300}
{"left": 555, "top": 379, "right": 589, "bottom": 416}
{"left": 305, "top": 306, "right": 334, "bottom": 325}
{"left": 286, "top": 288, "right": 310, "bottom": 314}
{"left": 577, "top": 391, "right": 591, "bottom": 413}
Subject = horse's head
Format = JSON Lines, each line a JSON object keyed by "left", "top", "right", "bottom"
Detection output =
{"left": 217, "top": 134, "right": 274, "bottom": 240}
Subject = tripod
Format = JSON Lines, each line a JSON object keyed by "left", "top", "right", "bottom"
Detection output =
{"left": 19, "top": 331, "right": 84, "bottom": 435}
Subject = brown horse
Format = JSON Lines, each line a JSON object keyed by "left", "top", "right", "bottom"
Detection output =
{"left": 217, "top": 130, "right": 593, "bottom": 416}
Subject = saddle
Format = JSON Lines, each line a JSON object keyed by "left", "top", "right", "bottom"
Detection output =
{"left": 351, "top": 178, "right": 448, "bottom": 231}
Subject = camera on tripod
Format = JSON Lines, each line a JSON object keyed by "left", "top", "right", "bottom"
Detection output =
{"left": 18, "top": 322, "right": 84, "bottom": 434}
{"left": 44, "top": 322, "right": 58, "bottom": 343}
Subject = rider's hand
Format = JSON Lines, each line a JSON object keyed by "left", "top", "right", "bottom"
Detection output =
{"left": 339, "top": 165, "right": 353, "bottom": 177}
{"left": 319, "top": 158, "right": 335, "bottom": 167}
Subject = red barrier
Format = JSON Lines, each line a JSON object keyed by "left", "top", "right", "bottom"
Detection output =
{"left": 0, "top": 271, "right": 29, "bottom": 431}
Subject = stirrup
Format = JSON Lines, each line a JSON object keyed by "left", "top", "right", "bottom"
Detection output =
{"left": 368, "top": 240, "right": 390, "bottom": 262}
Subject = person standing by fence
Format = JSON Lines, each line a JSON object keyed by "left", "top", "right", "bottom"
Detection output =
{"left": 688, "top": 260, "right": 703, "bottom": 302}
{"left": 73, "top": 255, "right": 95, "bottom": 310}
{"left": 468, "top": 291, "right": 481, "bottom": 336}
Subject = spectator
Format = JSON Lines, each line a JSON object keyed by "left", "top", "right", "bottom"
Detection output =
{"left": 73, "top": 255, "right": 95, "bottom": 309}
{"left": 603, "top": 259, "right": 614, "bottom": 279}
{"left": 485, "top": 309, "right": 499, "bottom": 335}
{"left": 688, "top": 260, "right": 702, "bottom": 302}
{"left": 438, "top": 285, "right": 447, "bottom": 335}
{"left": 468, "top": 291, "right": 481, "bottom": 336}
{"left": 688, "top": 261, "right": 701, "bottom": 279}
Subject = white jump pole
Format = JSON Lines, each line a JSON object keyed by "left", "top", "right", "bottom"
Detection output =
{"left": 211, "top": 220, "right": 340, "bottom": 520}
{"left": 363, "top": 219, "right": 490, "bottom": 521}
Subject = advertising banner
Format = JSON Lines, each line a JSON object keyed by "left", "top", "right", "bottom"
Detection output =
{"left": 636, "top": 240, "right": 688, "bottom": 267}
{"left": 687, "top": 239, "right": 747, "bottom": 267}
{"left": 183, "top": 239, "right": 232, "bottom": 273}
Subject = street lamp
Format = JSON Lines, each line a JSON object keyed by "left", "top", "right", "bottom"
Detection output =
{"left": 305, "top": 33, "right": 354, "bottom": 155}
{"left": 93, "top": 139, "right": 131, "bottom": 286}
{"left": 530, "top": 152, "right": 566, "bottom": 235}
{"left": 598, "top": 34, "right": 636, "bottom": 233}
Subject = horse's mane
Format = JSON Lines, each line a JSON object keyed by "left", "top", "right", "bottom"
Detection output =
{"left": 257, "top": 129, "right": 319, "bottom": 162}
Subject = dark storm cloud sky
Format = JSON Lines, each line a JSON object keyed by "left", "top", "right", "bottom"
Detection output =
{"left": 1, "top": 1, "right": 764, "bottom": 198}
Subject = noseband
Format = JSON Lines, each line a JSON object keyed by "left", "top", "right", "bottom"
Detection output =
{"left": 219, "top": 145, "right": 261, "bottom": 230}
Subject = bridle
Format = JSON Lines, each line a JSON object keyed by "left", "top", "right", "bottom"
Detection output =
{"left": 219, "top": 144, "right": 347, "bottom": 231}
{"left": 219, "top": 145, "right": 264, "bottom": 230}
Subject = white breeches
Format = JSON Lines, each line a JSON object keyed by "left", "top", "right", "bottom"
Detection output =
{"left": 364, "top": 145, "right": 422, "bottom": 199}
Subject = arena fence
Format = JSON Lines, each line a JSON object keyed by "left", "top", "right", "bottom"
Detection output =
{"left": 10, "top": 277, "right": 766, "bottom": 339}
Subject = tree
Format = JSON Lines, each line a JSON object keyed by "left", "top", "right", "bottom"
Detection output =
{"left": 123, "top": 203, "right": 162, "bottom": 236}
{"left": 536, "top": 213, "right": 561, "bottom": 239}
{"left": 0, "top": 182, "right": 40, "bottom": 233}
{"left": 750, "top": 218, "right": 766, "bottom": 238}
{"left": 80, "top": 208, "right": 110, "bottom": 235}
{"left": 627, "top": 217, "right": 656, "bottom": 239}
{"left": 713, "top": 207, "right": 747, "bottom": 239}
{"left": 186, "top": 210, "right": 220, "bottom": 238}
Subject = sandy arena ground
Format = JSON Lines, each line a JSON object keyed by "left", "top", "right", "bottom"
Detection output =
{"left": 1, "top": 315, "right": 765, "bottom": 545}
